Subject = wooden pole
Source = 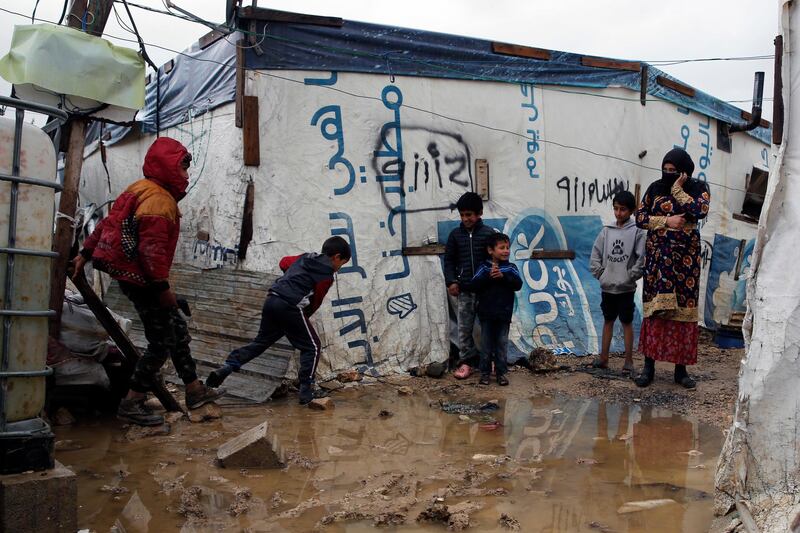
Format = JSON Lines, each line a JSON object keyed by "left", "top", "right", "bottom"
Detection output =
{"left": 48, "top": 0, "right": 115, "bottom": 337}
{"left": 71, "top": 271, "right": 183, "bottom": 412}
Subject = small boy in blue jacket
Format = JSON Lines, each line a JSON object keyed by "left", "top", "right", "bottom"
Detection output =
{"left": 468, "top": 233, "right": 522, "bottom": 386}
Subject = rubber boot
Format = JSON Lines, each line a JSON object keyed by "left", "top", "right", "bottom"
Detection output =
{"left": 634, "top": 357, "right": 655, "bottom": 387}
{"left": 674, "top": 364, "right": 696, "bottom": 389}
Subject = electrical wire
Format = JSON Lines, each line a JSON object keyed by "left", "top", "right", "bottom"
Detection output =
{"left": 31, "top": 0, "right": 41, "bottom": 23}
{"left": 118, "top": 0, "right": 161, "bottom": 135}
{"left": 57, "top": 0, "right": 69, "bottom": 25}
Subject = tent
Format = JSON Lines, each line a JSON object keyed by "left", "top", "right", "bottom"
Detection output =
{"left": 78, "top": 9, "right": 770, "bottom": 382}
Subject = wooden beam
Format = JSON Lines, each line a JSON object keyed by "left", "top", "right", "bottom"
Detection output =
{"left": 656, "top": 75, "right": 696, "bottom": 97}
{"left": 237, "top": 180, "right": 254, "bottom": 260}
{"left": 402, "top": 245, "right": 446, "bottom": 256}
{"left": 491, "top": 42, "right": 551, "bottom": 61}
{"left": 235, "top": 37, "right": 245, "bottom": 128}
{"left": 530, "top": 250, "right": 576, "bottom": 260}
{"left": 242, "top": 96, "right": 260, "bottom": 166}
{"left": 199, "top": 29, "right": 226, "bottom": 50}
{"left": 239, "top": 6, "right": 343, "bottom": 27}
{"left": 50, "top": 0, "right": 115, "bottom": 337}
{"left": 640, "top": 65, "right": 648, "bottom": 106}
{"left": 71, "top": 271, "right": 183, "bottom": 412}
{"left": 773, "top": 35, "right": 784, "bottom": 145}
{"left": 634, "top": 183, "right": 642, "bottom": 208}
{"left": 580, "top": 56, "right": 641, "bottom": 72}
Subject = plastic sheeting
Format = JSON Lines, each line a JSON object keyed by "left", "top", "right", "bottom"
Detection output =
{"left": 243, "top": 17, "right": 771, "bottom": 145}
{"left": 94, "top": 13, "right": 771, "bottom": 147}
{"left": 715, "top": 1, "right": 800, "bottom": 529}
{"left": 0, "top": 24, "right": 144, "bottom": 110}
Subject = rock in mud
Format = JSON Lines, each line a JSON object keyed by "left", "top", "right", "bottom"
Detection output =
{"left": 308, "top": 398, "right": 334, "bottom": 410}
{"left": 448, "top": 501, "right": 482, "bottom": 531}
{"left": 54, "top": 439, "right": 83, "bottom": 451}
{"left": 499, "top": 513, "right": 521, "bottom": 530}
{"left": 417, "top": 501, "right": 450, "bottom": 523}
{"left": 378, "top": 409, "right": 393, "bottom": 418}
{"left": 337, "top": 370, "right": 362, "bottom": 383}
{"left": 398, "top": 386, "right": 413, "bottom": 395}
{"left": 216, "top": 421, "right": 285, "bottom": 469}
{"left": 187, "top": 403, "right": 222, "bottom": 423}
{"left": 228, "top": 487, "right": 252, "bottom": 516}
{"left": 178, "top": 486, "right": 205, "bottom": 519}
{"left": 164, "top": 411, "right": 185, "bottom": 424}
{"left": 123, "top": 423, "right": 171, "bottom": 441}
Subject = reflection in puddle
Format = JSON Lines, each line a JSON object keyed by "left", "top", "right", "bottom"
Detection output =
{"left": 55, "top": 389, "right": 720, "bottom": 532}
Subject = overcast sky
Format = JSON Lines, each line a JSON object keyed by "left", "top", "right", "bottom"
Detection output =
{"left": 0, "top": 0, "right": 779, "bottom": 119}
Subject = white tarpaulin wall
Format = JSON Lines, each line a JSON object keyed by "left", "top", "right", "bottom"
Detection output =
{"left": 715, "top": 1, "right": 800, "bottom": 530}
{"left": 79, "top": 70, "right": 767, "bottom": 377}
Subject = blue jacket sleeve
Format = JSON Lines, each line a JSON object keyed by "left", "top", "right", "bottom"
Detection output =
{"left": 501, "top": 263, "right": 523, "bottom": 291}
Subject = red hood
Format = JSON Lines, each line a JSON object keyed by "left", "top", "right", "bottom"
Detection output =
{"left": 142, "top": 137, "right": 189, "bottom": 200}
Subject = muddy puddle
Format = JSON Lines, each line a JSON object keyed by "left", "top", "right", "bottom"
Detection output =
{"left": 55, "top": 386, "right": 721, "bottom": 532}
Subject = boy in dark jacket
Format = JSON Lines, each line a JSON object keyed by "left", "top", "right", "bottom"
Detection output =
{"left": 72, "top": 137, "right": 224, "bottom": 426}
{"left": 443, "top": 192, "right": 497, "bottom": 378}
{"left": 206, "top": 237, "right": 351, "bottom": 404}
{"left": 468, "top": 233, "right": 522, "bottom": 386}
{"left": 589, "top": 190, "right": 646, "bottom": 374}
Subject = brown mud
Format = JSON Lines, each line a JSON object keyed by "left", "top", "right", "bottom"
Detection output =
{"left": 54, "top": 333, "right": 740, "bottom": 533}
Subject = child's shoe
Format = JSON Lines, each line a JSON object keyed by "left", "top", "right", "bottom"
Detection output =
{"left": 186, "top": 383, "right": 226, "bottom": 410}
{"left": 479, "top": 374, "right": 490, "bottom": 386}
{"left": 117, "top": 398, "right": 164, "bottom": 426}
{"left": 497, "top": 374, "right": 509, "bottom": 386}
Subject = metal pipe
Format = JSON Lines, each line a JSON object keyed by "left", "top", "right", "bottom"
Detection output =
{"left": 0, "top": 96, "right": 68, "bottom": 121}
{"left": 0, "top": 248, "right": 59, "bottom": 258}
{"left": 730, "top": 72, "right": 766, "bottom": 133}
{"left": 0, "top": 172, "right": 65, "bottom": 191}
{"left": 0, "top": 310, "right": 57, "bottom": 317}
{"left": 0, "top": 369, "right": 53, "bottom": 378}
{"left": 0, "top": 108, "right": 24, "bottom": 433}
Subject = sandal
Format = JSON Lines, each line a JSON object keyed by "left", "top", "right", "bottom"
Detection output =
{"left": 591, "top": 356, "right": 608, "bottom": 369}
{"left": 454, "top": 364, "right": 472, "bottom": 380}
{"left": 479, "top": 374, "right": 490, "bottom": 386}
{"left": 622, "top": 361, "right": 635, "bottom": 375}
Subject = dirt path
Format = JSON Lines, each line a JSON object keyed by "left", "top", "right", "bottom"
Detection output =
{"left": 406, "top": 330, "right": 742, "bottom": 430}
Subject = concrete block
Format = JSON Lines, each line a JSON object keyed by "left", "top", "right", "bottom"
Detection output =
{"left": 216, "top": 422, "right": 284, "bottom": 469}
{"left": 0, "top": 461, "right": 77, "bottom": 532}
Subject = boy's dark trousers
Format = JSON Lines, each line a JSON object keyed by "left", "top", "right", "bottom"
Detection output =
{"left": 119, "top": 281, "right": 198, "bottom": 393}
{"left": 225, "top": 294, "right": 321, "bottom": 384}
{"left": 479, "top": 319, "right": 510, "bottom": 377}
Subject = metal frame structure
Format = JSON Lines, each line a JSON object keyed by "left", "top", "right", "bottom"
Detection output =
{"left": 0, "top": 96, "right": 67, "bottom": 455}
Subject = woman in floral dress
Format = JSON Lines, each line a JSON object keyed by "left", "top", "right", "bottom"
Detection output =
{"left": 634, "top": 148, "right": 710, "bottom": 388}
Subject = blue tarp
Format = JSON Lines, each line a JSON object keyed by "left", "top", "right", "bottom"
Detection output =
{"left": 244, "top": 17, "right": 770, "bottom": 145}
{"left": 92, "top": 13, "right": 771, "bottom": 146}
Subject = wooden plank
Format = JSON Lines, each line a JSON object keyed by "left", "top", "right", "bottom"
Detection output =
{"left": 235, "top": 38, "right": 245, "bottom": 128}
{"left": 773, "top": 35, "right": 784, "bottom": 145}
{"left": 634, "top": 183, "right": 642, "bottom": 208}
{"left": 239, "top": 6, "right": 343, "bottom": 27}
{"left": 238, "top": 180, "right": 255, "bottom": 259}
{"left": 72, "top": 271, "right": 182, "bottom": 412}
{"left": 732, "top": 213, "right": 759, "bottom": 225}
{"left": 740, "top": 110, "right": 771, "bottom": 129}
{"left": 403, "top": 245, "right": 446, "bottom": 256}
{"left": 656, "top": 75, "right": 696, "bottom": 98}
{"left": 640, "top": 65, "right": 648, "bottom": 106}
{"left": 530, "top": 250, "right": 576, "bottom": 260}
{"left": 242, "top": 95, "right": 260, "bottom": 166}
{"left": 199, "top": 29, "right": 226, "bottom": 50}
{"left": 580, "top": 56, "right": 641, "bottom": 72}
{"left": 491, "top": 42, "right": 551, "bottom": 61}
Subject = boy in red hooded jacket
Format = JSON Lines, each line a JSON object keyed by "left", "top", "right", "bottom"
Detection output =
{"left": 72, "top": 137, "right": 224, "bottom": 426}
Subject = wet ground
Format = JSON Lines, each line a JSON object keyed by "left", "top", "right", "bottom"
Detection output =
{"left": 56, "top": 383, "right": 722, "bottom": 532}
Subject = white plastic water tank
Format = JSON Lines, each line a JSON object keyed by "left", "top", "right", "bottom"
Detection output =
{"left": 0, "top": 115, "right": 57, "bottom": 422}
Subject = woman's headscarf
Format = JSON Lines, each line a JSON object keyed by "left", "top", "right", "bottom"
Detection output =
{"left": 660, "top": 148, "right": 695, "bottom": 186}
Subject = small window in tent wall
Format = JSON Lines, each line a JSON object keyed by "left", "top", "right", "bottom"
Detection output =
{"left": 739, "top": 167, "right": 769, "bottom": 222}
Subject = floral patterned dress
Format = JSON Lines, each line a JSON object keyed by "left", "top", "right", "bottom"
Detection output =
{"left": 635, "top": 179, "right": 710, "bottom": 365}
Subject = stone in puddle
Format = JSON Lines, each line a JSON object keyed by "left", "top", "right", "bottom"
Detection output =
{"left": 164, "top": 411, "right": 186, "bottom": 424}
{"left": 216, "top": 422, "right": 285, "bottom": 469}
{"left": 337, "top": 370, "right": 362, "bottom": 383}
{"left": 397, "top": 386, "right": 413, "bottom": 396}
{"left": 52, "top": 407, "right": 76, "bottom": 426}
{"left": 308, "top": 398, "right": 334, "bottom": 410}
{"left": 188, "top": 403, "right": 223, "bottom": 423}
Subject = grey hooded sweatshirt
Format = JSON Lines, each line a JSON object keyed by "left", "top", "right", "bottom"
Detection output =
{"left": 590, "top": 217, "right": 646, "bottom": 294}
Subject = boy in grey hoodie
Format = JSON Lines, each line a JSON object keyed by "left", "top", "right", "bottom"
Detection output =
{"left": 590, "top": 191, "right": 646, "bottom": 373}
